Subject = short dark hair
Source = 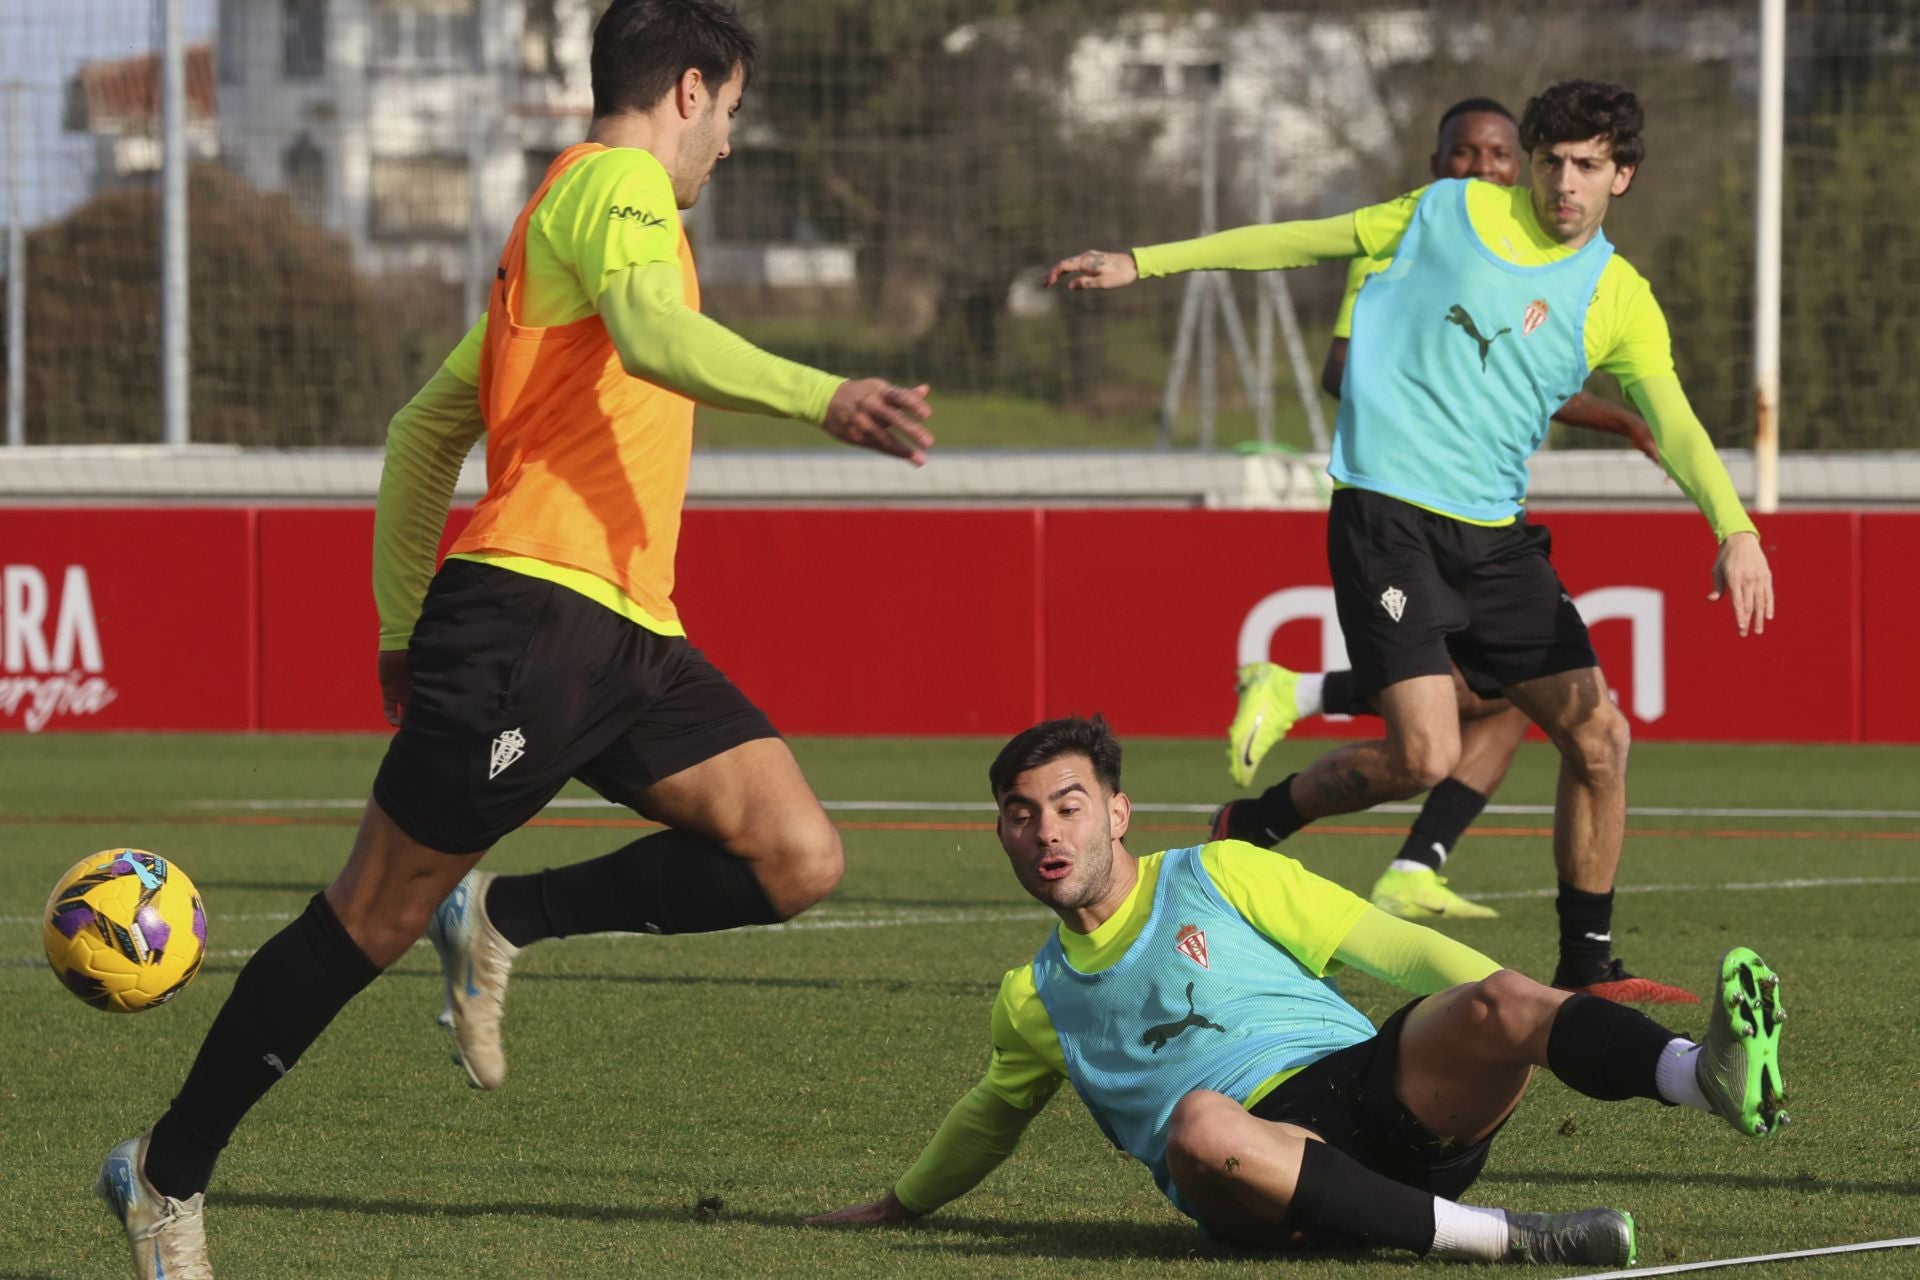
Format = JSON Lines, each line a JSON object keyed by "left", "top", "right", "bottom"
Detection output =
{"left": 988, "top": 715, "right": 1123, "bottom": 801}
{"left": 1519, "top": 80, "right": 1645, "bottom": 170}
{"left": 590, "top": 0, "right": 757, "bottom": 119}
{"left": 1436, "top": 97, "right": 1515, "bottom": 137}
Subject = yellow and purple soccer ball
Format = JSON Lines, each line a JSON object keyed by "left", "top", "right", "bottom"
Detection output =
{"left": 43, "top": 849, "right": 206, "bottom": 1013}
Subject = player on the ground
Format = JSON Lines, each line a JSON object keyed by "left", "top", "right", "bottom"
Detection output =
{"left": 808, "top": 716, "right": 1788, "bottom": 1264}
{"left": 1231, "top": 97, "right": 1658, "bottom": 923}
{"left": 1046, "top": 80, "right": 1772, "bottom": 1005}
{"left": 94, "top": 3, "right": 934, "bottom": 1276}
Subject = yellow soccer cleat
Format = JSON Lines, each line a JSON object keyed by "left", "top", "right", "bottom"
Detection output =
{"left": 1227, "top": 663, "right": 1302, "bottom": 788}
{"left": 1370, "top": 866, "right": 1499, "bottom": 920}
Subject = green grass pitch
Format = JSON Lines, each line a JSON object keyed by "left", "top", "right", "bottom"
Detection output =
{"left": 3, "top": 734, "right": 1918, "bottom": 1278}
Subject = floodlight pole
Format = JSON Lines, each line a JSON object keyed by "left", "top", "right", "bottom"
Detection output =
{"left": 1753, "top": 0, "right": 1785, "bottom": 513}
{"left": 5, "top": 81, "right": 25, "bottom": 448}
{"left": 160, "top": 0, "right": 190, "bottom": 446}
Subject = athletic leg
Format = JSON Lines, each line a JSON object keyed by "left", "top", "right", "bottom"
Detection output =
{"left": 1217, "top": 674, "right": 1460, "bottom": 844}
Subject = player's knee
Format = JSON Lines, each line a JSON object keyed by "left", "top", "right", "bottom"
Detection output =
{"left": 1559, "top": 702, "right": 1630, "bottom": 785}
{"left": 1464, "top": 969, "right": 1551, "bottom": 1048}
{"left": 1165, "top": 1090, "right": 1244, "bottom": 1179}
{"left": 760, "top": 818, "right": 844, "bottom": 920}
{"left": 1396, "top": 742, "right": 1459, "bottom": 793}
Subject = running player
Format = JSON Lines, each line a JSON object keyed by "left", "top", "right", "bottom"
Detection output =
{"left": 94, "top": 4, "right": 933, "bottom": 1276}
{"left": 1231, "top": 97, "right": 1659, "bottom": 923}
{"left": 1045, "top": 80, "right": 1772, "bottom": 1005}
{"left": 808, "top": 716, "right": 1788, "bottom": 1265}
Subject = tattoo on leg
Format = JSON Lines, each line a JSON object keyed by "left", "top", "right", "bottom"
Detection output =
{"left": 1224, "top": 1156, "right": 1241, "bottom": 1173}
{"left": 1332, "top": 769, "right": 1371, "bottom": 803}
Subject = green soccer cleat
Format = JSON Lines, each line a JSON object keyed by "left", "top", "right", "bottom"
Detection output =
{"left": 1227, "top": 663, "right": 1302, "bottom": 788}
{"left": 1697, "top": 946, "right": 1789, "bottom": 1137}
{"left": 1369, "top": 866, "right": 1499, "bottom": 919}
{"left": 1505, "top": 1207, "right": 1636, "bottom": 1266}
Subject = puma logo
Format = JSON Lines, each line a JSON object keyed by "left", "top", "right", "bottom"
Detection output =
{"left": 1445, "top": 304, "right": 1511, "bottom": 372}
{"left": 1141, "top": 981, "right": 1227, "bottom": 1053}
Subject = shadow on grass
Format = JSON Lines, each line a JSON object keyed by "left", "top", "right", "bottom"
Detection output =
{"left": 212, "top": 1192, "right": 1374, "bottom": 1265}
{"left": 1482, "top": 1168, "right": 1920, "bottom": 1198}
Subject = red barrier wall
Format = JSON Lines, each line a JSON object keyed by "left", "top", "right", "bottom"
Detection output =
{"left": 5, "top": 505, "right": 1915, "bottom": 742}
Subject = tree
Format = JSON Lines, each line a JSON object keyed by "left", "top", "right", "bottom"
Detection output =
{"left": 10, "top": 165, "right": 431, "bottom": 446}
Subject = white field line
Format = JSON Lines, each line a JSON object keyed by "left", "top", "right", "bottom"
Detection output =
{"left": 8, "top": 876, "right": 1920, "bottom": 961}
{"left": 184, "top": 797, "right": 1920, "bottom": 820}
{"left": 1568, "top": 1235, "right": 1920, "bottom": 1280}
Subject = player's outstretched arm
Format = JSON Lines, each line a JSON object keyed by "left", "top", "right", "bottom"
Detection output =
{"left": 804, "top": 1080, "right": 1045, "bottom": 1228}
{"left": 599, "top": 264, "right": 934, "bottom": 464}
{"left": 1331, "top": 906, "right": 1502, "bottom": 994}
{"left": 1552, "top": 392, "right": 1659, "bottom": 463}
{"left": 1625, "top": 374, "right": 1775, "bottom": 636}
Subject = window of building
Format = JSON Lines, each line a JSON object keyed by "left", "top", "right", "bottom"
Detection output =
{"left": 372, "top": 0, "right": 480, "bottom": 72}
{"left": 283, "top": 0, "right": 326, "bottom": 78}
{"left": 369, "top": 153, "right": 470, "bottom": 240}
{"left": 217, "top": 0, "right": 247, "bottom": 85}
{"left": 285, "top": 136, "right": 326, "bottom": 224}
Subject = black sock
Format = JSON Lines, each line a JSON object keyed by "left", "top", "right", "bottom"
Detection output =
{"left": 1283, "top": 1138, "right": 1436, "bottom": 1254}
{"left": 1545, "top": 993, "right": 1679, "bottom": 1102}
{"left": 486, "top": 828, "right": 783, "bottom": 946}
{"left": 1320, "top": 670, "right": 1370, "bottom": 717}
{"left": 1553, "top": 882, "right": 1615, "bottom": 987}
{"left": 1395, "top": 779, "right": 1489, "bottom": 870}
{"left": 1244, "top": 773, "right": 1309, "bottom": 844}
{"left": 145, "top": 893, "right": 380, "bottom": 1199}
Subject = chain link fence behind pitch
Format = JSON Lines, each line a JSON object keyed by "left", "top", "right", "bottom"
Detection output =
{"left": 0, "top": 0, "right": 1915, "bottom": 467}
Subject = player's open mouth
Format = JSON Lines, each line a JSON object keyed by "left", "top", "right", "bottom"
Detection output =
{"left": 1036, "top": 856, "right": 1073, "bottom": 881}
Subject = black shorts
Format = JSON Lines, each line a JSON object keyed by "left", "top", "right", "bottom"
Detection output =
{"left": 1326, "top": 487, "right": 1596, "bottom": 701}
{"left": 1248, "top": 999, "right": 1500, "bottom": 1202}
{"left": 373, "top": 559, "right": 779, "bottom": 854}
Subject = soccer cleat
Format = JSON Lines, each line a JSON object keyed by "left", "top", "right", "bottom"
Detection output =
{"left": 95, "top": 1132, "right": 214, "bottom": 1280}
{"left": 1505, "top": 1207, "right": 1636, "bottom": 1266}
{"left": 1556, "top": 957, "right": 1701, "bottom": 1006}
{"left": 1208, "top": 799, "right": 1279, "bottom": 846}
{"left": 1227, "top": 663, "right": 1302, "bottom": 788}
{"left": 1696, "top": 946, "right": 1789, "bottom": 1137}
{"left": 428, "top": 869, "right": 521, "bottom": 1090}
{"left": 1369, "top": 867, "right": 1499, "bottom": 920}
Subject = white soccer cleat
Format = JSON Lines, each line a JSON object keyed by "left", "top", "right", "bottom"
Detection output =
{"left": 428, "top": 869, "right": 521, "bottom": 1090}
{"left": 95, "top": 1131, "right": 214, "bottom": 1280}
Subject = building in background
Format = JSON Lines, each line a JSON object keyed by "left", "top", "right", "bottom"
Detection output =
{"left": 63, "top": 43, "right": 221, "bottom": 189}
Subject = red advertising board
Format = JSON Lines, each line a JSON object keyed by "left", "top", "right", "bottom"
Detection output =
{"left": 3, "top": 505, "right": 1909, "bottom": 742}
{"left": 674, "top": 508, "right": 1044, "bottom": 735}
{"left": 0, "top": 508, "right": 255, "bottom": 732}
{"left": 1861, "top": 513, "right": 1920, "bottom": 743}
{"left": 256, "top": 508, "right": 473, "bottom": 731}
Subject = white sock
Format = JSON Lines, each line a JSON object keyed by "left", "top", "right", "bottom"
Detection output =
{"left": 1294, "top": 672, "right": 1326, "bottom": 718}
{"left": 1654, "top": 1037, "right": 1711, "bottom": 1112}
{"left": 1429, "top": 1198, "right": 1509, "bottom": 1261}
{"left": 1388, "top": 857, "right": 1436, "bottom": 874}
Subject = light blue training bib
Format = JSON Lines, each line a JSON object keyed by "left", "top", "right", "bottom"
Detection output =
{"left": 1331, "top": 179, "right": 1614, "bottom": 522}
{"left": 1032, "top": 846, "right": 1376, "bottom": 1218}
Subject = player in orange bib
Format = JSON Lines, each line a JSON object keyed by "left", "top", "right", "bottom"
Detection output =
{"left": 94, "top": 4, "right": 933, "bottom": 1276}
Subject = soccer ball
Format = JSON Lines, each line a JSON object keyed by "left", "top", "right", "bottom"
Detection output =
{"left": 43, "top": 849, "right": 207, "bottom": 1013}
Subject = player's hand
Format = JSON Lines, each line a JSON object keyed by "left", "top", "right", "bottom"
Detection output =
{"left": 1044, "top": 250, "right": 1138, "bottom": 291}
{"left": 804, "top": 1190, "right": 921, "bottom": 1228}
{"left": 822, "top": 380, "right": 934, "bottom": 466}
{"left": 1626, "top": 419, "right": 1660, "bottom": 465}
{"left": 1708, "top": 530, "right": 1774, "bottom": 637}
{"left": 378, "top": 649, "right": 411, "bottom": 727}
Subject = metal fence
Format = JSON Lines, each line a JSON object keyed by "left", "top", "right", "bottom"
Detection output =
{"left": 1, "top": 0, "right": 1915, "bottom": 470}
